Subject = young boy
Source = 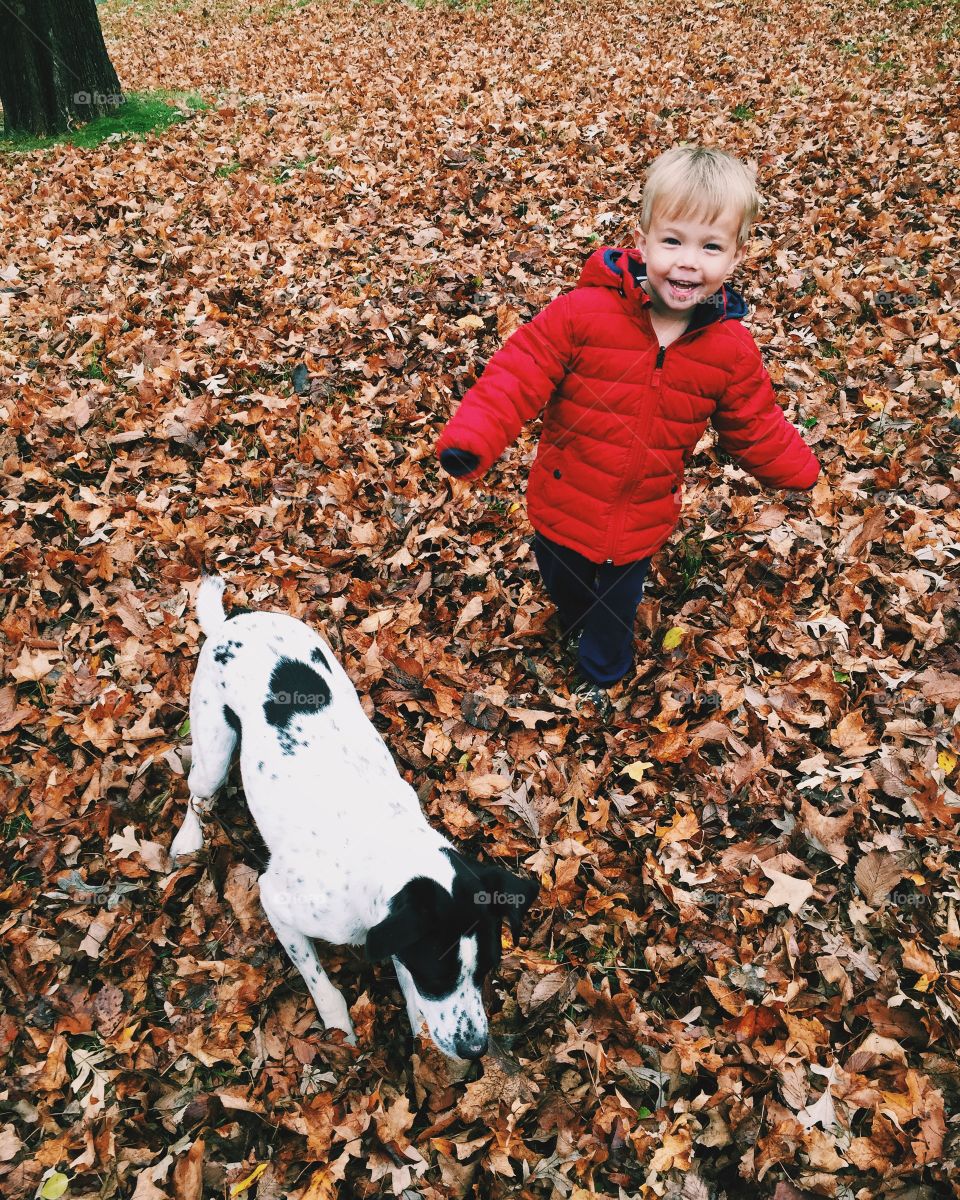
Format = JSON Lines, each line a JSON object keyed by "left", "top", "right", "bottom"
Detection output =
{"left": 436, "top": 146, "right": 820, "bottom": 696}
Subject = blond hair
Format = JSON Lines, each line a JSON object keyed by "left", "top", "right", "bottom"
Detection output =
{"left": 640, "top": 146, "right": 761, "bottom": 246}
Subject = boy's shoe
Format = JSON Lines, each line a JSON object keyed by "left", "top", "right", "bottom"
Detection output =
{"left": 557, "top": 628, "right": 581, "bottom": 658}
{"left": 572, "top": 678, "right": 614, "bottom": 715}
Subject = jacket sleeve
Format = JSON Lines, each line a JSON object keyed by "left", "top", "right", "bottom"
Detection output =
{"left": 711, "top": 331, "right": 821, "bottom": 489}
{"left": 436, "top": 292, "right": 574, "bottom": 479}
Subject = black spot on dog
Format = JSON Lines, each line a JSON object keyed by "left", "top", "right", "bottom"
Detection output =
{"left": 257, "top": 761, "right": 264, "bottom": 772}
{"left": 223, "top": 706, "right": 241, "bottom": 736}
{"left": 311, "top": 645, "right": 331, "bottom": 672}
{"left": 213, "top": 644, "right": 235, "bottom": 665}
{"left": 263, "top": 658, "right": 331, "bottom": 735}
{"left": 226, "top": 606, "right": 254, "bottom": 620}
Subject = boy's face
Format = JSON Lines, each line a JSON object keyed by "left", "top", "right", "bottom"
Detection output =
{"left": 635, "top": 207, "right": 746, "bottom": 320}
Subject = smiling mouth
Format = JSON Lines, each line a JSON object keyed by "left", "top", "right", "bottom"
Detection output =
{"left": 668, "top": 279, "right": 699, "bottom": 293}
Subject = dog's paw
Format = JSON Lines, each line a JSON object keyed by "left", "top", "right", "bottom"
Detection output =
{"left": 322, "top": 1016, "right": 357, "bottom": 1046}
{"left": 169, "top": 826, "right": 204, "bottom": 862}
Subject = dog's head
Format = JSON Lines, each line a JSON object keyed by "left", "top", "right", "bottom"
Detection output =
{"left": 365, "top": 850, "right": 539, "bottom": 1059}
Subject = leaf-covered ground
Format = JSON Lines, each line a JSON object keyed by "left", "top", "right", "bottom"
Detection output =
{"left": 1, "top": 0, "right": 959, "bottom": 1196}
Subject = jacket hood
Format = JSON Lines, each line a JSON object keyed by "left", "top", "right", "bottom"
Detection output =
{"left": 578, "top": 246, "right": 747, "bottom": 333}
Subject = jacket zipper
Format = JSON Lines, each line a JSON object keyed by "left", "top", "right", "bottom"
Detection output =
{"left": 604, "top": 343, "right": 668, "bottom": 563}
{"left": 652, "top": 343, "right": 666, "bottom": 382}
{"left": 601, "top": 285, "right": 730, "bottom": 562}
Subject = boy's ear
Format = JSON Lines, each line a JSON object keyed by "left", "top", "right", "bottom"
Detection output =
{"left": 634, "top": 227, "right": 648, "bottom": 255}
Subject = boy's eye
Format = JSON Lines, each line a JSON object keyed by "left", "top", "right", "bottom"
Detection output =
{"left": 664, "top": 238, "right": 680, "bottom": 245}
{"left": 706, "top": 243, "right": 722, "bottom": 251}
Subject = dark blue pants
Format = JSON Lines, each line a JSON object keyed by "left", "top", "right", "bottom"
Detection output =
{"left": 532, "top": 532, "right": 650, "bottom": 686}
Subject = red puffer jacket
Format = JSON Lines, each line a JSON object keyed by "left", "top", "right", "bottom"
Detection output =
{"left": 436, "top": 246, "right": 821, "bottom": 565}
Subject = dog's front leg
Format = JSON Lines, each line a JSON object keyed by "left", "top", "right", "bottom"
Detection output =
{"left": 259, "top": 875, "right": 356, "bottom": 1044}
{"left": 393, "top": 958, "right": 427, "bottom": 1040}
{"left": 169, "top": 797, "right": 208, "bottom": 861}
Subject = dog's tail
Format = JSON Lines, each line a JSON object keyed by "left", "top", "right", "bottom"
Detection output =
{"left": 196, "top": 575, "right": 228, "bottom": 636}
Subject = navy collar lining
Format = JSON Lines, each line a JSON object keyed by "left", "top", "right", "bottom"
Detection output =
{"left": 602, "top": 247, "right": 746, "bottom": 330}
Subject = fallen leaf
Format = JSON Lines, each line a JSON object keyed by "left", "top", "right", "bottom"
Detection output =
{"left": 760, "top": 866, "right": 814, "bottom": 914}
{"left": 662, "top": 626, "right": 686, "bottom": 651}
{"left": 855, "top": 850, "right": 903, "bottom": 907}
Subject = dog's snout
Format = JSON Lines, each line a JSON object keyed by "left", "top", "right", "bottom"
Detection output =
{"left": 455, "top": 1031, "right": 488, "bottom": 1060}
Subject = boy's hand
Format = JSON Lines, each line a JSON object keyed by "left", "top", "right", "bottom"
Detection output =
{"left": 440, "top": 448, "right": 480, "bottom": 477}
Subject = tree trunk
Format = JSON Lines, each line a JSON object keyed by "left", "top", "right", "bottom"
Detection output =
{"left": 0, "top": 0, "right": 123, "bottom": 138}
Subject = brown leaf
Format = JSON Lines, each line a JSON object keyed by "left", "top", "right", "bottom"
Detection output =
{"left": 224, "top": 863, "right": 261, "bottom": 934}
{"left": 172, "top": 1137, "right": 204, "bottom": 1200}
{"left": 829, "top": 710, "right": 878, "bottom": 759}
{"left": 460, "top": 691, "right": 503, "bottom": 730}
{"left": 854, "top": 850, "right": 904, "bottom": 907}
{"left": 799, "top": 798, "right": 854, "bottom": 864}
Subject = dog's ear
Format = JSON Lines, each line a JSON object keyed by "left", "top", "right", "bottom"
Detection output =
{"left": 365, "top": 899, "right": 419, "bottom": 962}
{"left": 365, "top": 881, "right": 436, "bottom": 962}
{"left": 477, "top": 867, "right": 540, "bottom": 941}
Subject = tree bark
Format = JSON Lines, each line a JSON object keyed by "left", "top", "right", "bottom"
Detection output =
{"left": 0, "top": 0, "right": 123, "bottom": 137}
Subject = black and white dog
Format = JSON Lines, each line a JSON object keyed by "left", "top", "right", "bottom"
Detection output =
{"left": 169, "top": 576, "right": 538, "bottom": 1059}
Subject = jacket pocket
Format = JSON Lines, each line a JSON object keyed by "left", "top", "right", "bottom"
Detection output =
{"left": 534, "top": 441, "right": 563, "bottom": 481}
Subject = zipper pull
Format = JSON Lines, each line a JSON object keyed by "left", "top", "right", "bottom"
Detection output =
{"left": 652, "top": 344, "right": 666, "bottom": 388}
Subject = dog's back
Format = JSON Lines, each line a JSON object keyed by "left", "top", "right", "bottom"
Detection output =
{"left": 191, "top": 578, "right": 417, "bottom": 843}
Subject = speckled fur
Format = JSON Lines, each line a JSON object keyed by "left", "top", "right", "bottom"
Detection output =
{"left": 169, "top": 576, "right": 534, "bottom": 1058}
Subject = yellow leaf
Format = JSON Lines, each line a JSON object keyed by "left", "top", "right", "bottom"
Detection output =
{"left": 863, "top": 392, "right": 887, "bottom": 411}
{"left": 656, "top": 810, "right": 700, "bottom": 845}
{"left": 230, "top": 1163, "right": 268, "bottom": 1197}
{"left": 938, "top": 749, "right": 957, "bottom": 774}
{"left": 914, "top": 973, "right": 938, "bottom": 993}
{"left": 662, "top": 626, "right": 686, "bottom": 651}
{"left": 300, "top": 1168, "right": 337, "bottom": 1200}
{"left": 40, "top": 1175, "right": 69, "bottom": 1200}
{"left": 621, "top": 760, "right": 654, "bottom": 782}
{"left": 456, "top": 314, "right": 484, "bottom": 331}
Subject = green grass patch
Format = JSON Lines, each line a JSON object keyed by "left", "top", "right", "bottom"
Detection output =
{"left": 677, "top": 535, "right": 704, "bottom": 590}
{"left": 408, "top": 0, "right": 492, "bottom": 9}
{"left": 2, "top": 812, "right": 32, "bottom": 841}
{"left": 272, "top": 154, "right": 318, "bottom": 182}
{"left": 265, "top": 0, "right": 314, "bottom": 18}
{"left": 1, "top": 91, "right": 208, "bottom": 154}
